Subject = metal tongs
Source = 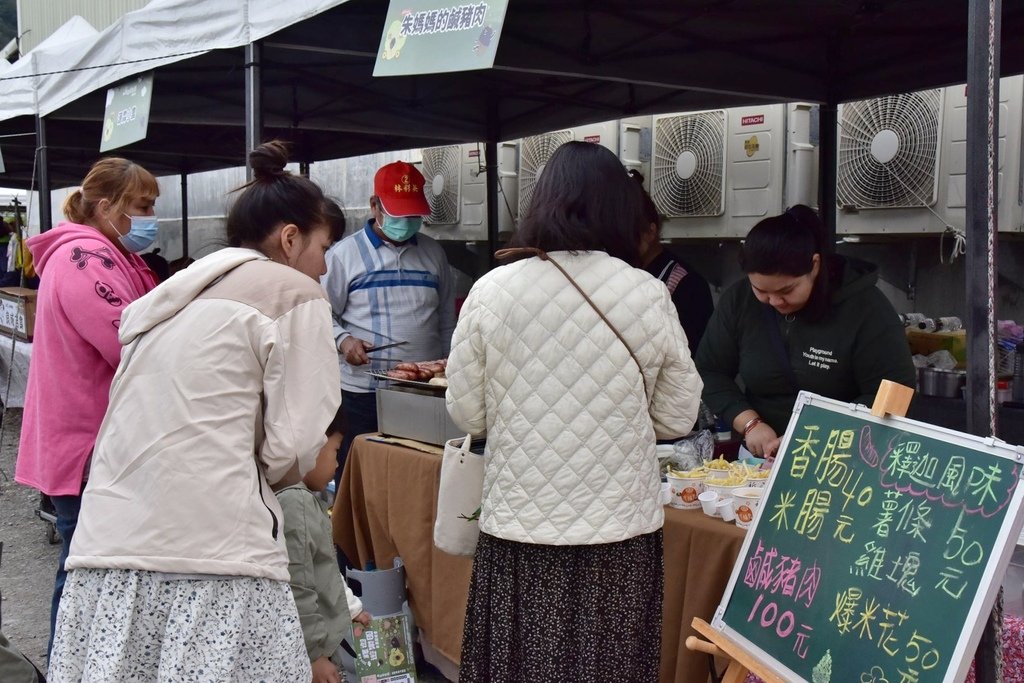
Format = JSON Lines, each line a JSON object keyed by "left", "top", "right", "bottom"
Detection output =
{"left": 365, "top": 340, "right": 408, "bottom": 353}
{"left": 365, "top": 339, "right": 408, "bottom": 361}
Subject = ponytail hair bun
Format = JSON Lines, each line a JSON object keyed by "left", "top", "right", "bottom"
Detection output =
{"left": 62, "top": 189, "right": 87, "bottom": 224}
{"left": 226, "top": 139, "right": 327, "bottom": 248}
{"left": 248, "top": 140, "right": 291, "bottom": 183}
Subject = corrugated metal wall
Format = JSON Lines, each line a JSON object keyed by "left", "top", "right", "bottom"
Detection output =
{"left": 17, "top": 0, "right": 149, "bottom": 52}
{"left": 30, "top": 152, "right": 413, "bottom": 260}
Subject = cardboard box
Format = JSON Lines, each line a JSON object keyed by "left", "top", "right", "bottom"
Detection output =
{"left": 0, "top": 287, "right": 37, "bottom": 341}
{"left": 376, "top": 385, "right": 464, "bottom": 446}
{"left": 906, "top": 328, "right": 966, "bottom": 368}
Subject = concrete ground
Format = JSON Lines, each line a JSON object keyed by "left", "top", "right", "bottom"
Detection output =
{"left": 0, "top": 409, "right": 58, "bottom": 670}
{"left": 0, "top": 407, "right": 450, "bottom": 681}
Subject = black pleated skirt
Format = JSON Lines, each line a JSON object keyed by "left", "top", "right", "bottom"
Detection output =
{"left": 458, "top": 529, "right": 664, "bottom": 682}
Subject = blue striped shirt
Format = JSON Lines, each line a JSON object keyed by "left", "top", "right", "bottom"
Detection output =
{"left": 321, "top": 222, "right": 456, "bottom": 392}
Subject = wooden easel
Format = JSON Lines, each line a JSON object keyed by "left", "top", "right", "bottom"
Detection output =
{"left": 685, "top": 381, "right": 914, "bottom": 682}
{"left": 868, "top": 379, "right": 915, "bottom": 420}
{"left": 686, "top": 617, "right": 786, "bottom": 683}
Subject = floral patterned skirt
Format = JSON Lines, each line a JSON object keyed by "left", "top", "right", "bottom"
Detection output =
{"left": 49, "top": 568, "right": 311, "bottom": 683}
{"left": 458, "top": 530, "right": 664, "bottom": 683}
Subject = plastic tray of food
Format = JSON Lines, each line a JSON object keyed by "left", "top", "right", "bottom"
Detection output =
{"left": 368, "top": 371, "right": 446, "bottom": 391}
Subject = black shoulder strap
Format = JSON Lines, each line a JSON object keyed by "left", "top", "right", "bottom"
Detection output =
{"left": 761, "top": 303, "right": 799, "bottom": 391}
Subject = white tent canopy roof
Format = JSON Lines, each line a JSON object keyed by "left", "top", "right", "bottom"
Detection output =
{"left": 0, "top": 15, "right": 100, "bottom": 118}
{"left": 0, "top": 0, "right": 347, "bottom": 121}
{"left": 0, "top": 0, "right": 1022, "bottom": 190}
{"left": 34, "top": 15, "right": 99, "bottom": 52}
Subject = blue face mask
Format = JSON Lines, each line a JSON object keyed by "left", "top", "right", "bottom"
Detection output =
{"left": 111, "top": 213, "right": 159, "bottom": 253}
{"left": 380, "top": 214, "right": 423, "bottom": 243}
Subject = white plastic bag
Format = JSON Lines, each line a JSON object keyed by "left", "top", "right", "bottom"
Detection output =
{"left": 433, "top": 434, "right": 484, "bottom": 556}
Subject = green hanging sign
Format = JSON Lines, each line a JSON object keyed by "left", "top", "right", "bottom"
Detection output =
{"left": 373, "top": 0, "right": 509, "bottom": 77}
{"left": 100, "top": 72, "right": 154, "bottom": 153}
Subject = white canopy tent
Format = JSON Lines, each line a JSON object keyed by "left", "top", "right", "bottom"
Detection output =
{"left": 0, "top": 15, "right": 99, "bottom": 119}
{"left": 0, "top": 0, "right": 348, "bottom": 120}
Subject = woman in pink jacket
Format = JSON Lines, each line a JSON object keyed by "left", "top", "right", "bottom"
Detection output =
{"left": 14, "top": 157, "right": 159, "bottom": 654}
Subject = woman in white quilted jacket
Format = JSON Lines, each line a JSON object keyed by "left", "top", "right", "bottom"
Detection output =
{"left": 446, "top": 141, "right": 704, "bottom": 682}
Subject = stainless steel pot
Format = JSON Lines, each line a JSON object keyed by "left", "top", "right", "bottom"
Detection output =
{"left": 919, "top": 368, "right": 966, "bottom": 397}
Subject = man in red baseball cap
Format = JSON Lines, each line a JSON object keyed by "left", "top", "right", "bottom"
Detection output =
{"left": 375, "top": 161, "right": 431, "bottom": 216}
{"left": 368, "top": 161, "right": 431, "bottom": 243}
{"left": 321, "top": 160, "right": 456, "bottom": 492}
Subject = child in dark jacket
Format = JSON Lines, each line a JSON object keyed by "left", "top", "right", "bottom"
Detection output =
{"left": 277, "top": 419, "right": 371, "bottom": 683}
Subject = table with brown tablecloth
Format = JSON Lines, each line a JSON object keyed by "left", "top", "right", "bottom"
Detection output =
{"left": 333, "top": 434, "right": 747, "bottom": 683}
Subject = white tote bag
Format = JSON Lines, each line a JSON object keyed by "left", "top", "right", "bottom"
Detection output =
{"left": 433, "top": 434, "right": 485, "bottom": 556}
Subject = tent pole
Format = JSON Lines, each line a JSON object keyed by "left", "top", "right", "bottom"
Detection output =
{"left": 180, "top": 172, "right": 189, "bottom": 260}
{"left": 35, "top": 115, "right": 52, "bottom": 232}
{"left": 817, "top": 103, "right": 837, "bottom": 250}
{"left": 966, "top": 0, "right": 1002, "bottom": 681}
{"left": 485, "top": 139, "right": 498, "bottom": 271}
{"left": 965, "top": 3, "right": 1000, "bottom": 450}
{"left": 245, "top": 41, "right": 263, "bottom": 181}
{"left": 485, "top": 96, "right": 500, "bottom": 271}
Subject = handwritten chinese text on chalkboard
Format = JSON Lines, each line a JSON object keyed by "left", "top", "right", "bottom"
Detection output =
{"left": 717, "top": 396, "right": 1023, "bottom": 683}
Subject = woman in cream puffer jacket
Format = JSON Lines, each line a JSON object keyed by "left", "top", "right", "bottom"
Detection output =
{"left": 446, "top": 141, "right": 703, "bottom": 683}
{"left": 49, "top": 142, "right": 341, "bottom": 683}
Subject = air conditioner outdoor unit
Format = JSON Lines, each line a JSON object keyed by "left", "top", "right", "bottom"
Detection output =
{"left": 655, "top": 104, "right": 812, "bottom": 239}
{"left": 517, "top": 119, "right": 651, "bottom": 219}
{"left": 836, "top": 76, "right": 1024, "bottom": 234}
{"left": 417, "top": 142, "right": 518, "bottom": 241}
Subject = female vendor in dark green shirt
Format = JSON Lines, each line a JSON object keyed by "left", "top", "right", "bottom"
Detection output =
{"left": 695, "top": 205, "right": 916, "bottom": 458}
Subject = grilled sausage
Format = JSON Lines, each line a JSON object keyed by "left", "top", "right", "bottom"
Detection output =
{"left": 387, "top": 369, "right": 419, "bottom": 380}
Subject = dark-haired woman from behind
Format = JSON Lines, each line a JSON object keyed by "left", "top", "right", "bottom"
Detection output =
{"left": 447, "top": 141, "right": 703, "bottom": 681}
{"left": 695, "top": 205, "right": 915, "bottom": 459}
{"left": 48, "top": 141, "right": 341, "bottom": 682}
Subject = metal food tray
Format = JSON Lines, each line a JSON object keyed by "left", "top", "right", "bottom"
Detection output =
{"left": 367, "top": 370, "right": 447, "bottom": 392}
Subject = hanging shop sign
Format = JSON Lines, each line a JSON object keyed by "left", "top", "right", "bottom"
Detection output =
{"left": 374, "top": 0, "right": 509, "bottom": 77}
{"left": 100, "top": 72, "right": 154, "bottom": 153}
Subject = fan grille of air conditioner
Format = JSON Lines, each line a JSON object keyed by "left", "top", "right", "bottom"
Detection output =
{"left": 651, "top": 111, "right": 726, "bottom": 217}
{"left": 421, "top": 145, "right": 461, "bottom": 225}
{"left": 519, "top": 130, "right": 573, "bottom": 218}
{"left": 837, "top": 90, "right": 942, "bottom": 208}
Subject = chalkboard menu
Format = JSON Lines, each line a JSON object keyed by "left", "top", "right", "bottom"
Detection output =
{"left": 714, "top": 392, "right": 1024, "bottom": 683}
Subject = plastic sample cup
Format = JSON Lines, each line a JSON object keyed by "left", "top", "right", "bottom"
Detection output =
{"left": 716, "top": 497, "right": 736, "bottom": 522}
{"left": 659, "top": 482, "right": 672, "bottom": 506}
{"left": 698, "top": 490, "right": 719, "bottom": 516}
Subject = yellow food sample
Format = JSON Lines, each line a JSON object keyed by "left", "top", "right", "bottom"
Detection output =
{"left": 708, "top": 475, "right": 746, "bottom": 487}
{"left": 668, "top": 467, "right": 706, "bottom": 478}
{"left": 707, "top": 455, "right": 731, "bottom": 470}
